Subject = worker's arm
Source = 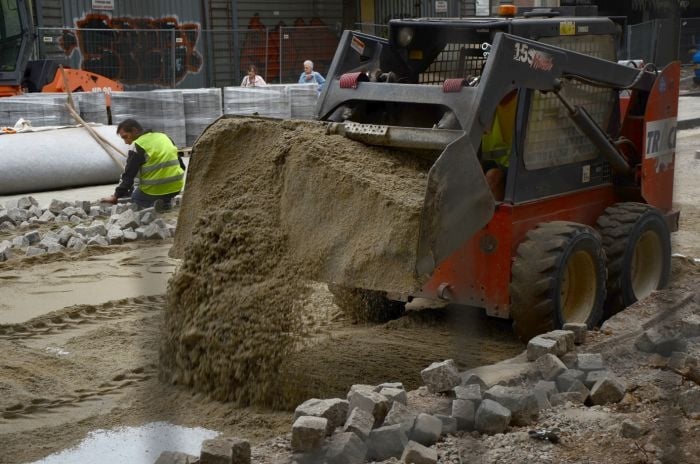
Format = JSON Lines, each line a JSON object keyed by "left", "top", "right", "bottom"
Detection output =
{"left": 114, "top": 146, "right": 147, "bottom": 198}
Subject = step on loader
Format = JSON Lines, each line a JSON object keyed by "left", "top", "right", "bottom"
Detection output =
{"left": 314, "top": 7, "right": 679, "bottom": 341}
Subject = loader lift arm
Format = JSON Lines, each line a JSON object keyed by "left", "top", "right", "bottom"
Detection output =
{"left": 468, "top": 32, "right": 657, "bottom": 178}
{"left": 317, "top": 30, "right": 663, "bottom": 277}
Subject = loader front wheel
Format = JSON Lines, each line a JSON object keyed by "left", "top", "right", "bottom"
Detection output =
{"left": 510, "top": 222, "right": 607, "bottom": 342}
{"left": 327, "top": 284, "right": 405, "bottom": 323}
{"left": 596, "top": 203, "right": 671, "bottom": 318}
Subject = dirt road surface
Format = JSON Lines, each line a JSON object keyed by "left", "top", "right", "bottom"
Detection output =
{"left": 0, "top": 127, "right": 698, "bottom": 463}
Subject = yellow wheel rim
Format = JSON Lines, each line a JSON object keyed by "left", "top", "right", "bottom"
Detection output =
{"left": 630, "top": 230, "right": 663, "bottom": 301}
{"left": 560, "top": 250, "right": 597, "bottom": 323}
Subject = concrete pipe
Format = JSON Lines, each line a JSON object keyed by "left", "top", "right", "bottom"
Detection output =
{"left": 0, "top": 126, "right": 126, "bottom": 195}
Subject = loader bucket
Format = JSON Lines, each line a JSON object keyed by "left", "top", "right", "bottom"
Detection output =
{"left": 325, "top": 121, "right": 496, "bottom": 281}
{"left": 416, "top": 133, "right": 495, "bottom": 276}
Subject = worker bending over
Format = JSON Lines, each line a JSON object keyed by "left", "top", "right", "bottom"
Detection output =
{"left": 101, "top": 119, "right": 185, "bottom": 210}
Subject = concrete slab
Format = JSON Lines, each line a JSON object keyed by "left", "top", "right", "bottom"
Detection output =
{"left": 460, "top": 361, "right": 533, "bottom": 389}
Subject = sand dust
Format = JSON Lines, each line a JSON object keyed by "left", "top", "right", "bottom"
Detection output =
{"left": 163, "top": 117, "right": 434, "bottom": 407}
{"left": 162, "top": 199, "right": 310, "bottom": 408}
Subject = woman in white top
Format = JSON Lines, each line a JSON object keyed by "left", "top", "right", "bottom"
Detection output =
{"left": 241, "top": 64, "right": 266, "bottom": 87}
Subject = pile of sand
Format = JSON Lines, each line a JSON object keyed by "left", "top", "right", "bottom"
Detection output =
{"left": 162, "top": 117, "right": 430, "bottom": 407}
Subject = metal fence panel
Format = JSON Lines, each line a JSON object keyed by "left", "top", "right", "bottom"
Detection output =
{"left": 203, "top": 29, "right": 269, "bottom": 88}
{"left": 624, "top": 19, "right": 680, "bottom": 67}
{"left": 374, "top": 0, "right": 460, "bottom": 22}
{"left": 279, "top": 26, "right": 338, "bottom": 84}
{"left": 35, "top": 26, "right": 339, "bottom": 89}
{"left": 654, "top": 18, "right": 678, "bottom": 67}
{"left": 236, "top": 0, "right": 343, "bottom": 31}
{"left": 680, "top": 17, "right": 700, "bottom": 63}
{"left": 36, "top": 26, "right": 206, "bottom": 89}
{"left": 625, "top": 21, "right": 655, "bottom": 64}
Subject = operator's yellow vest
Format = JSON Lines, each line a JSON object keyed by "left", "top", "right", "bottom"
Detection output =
{"left": 481, "top": 93, "right": 518, "bottom": 168}
{"left": 134, "top": 132, "right": 185, "bottom": 195}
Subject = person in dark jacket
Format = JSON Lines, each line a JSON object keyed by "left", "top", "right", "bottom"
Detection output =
{"left": 100, "top": 119, "right": 185, "bottom": 209}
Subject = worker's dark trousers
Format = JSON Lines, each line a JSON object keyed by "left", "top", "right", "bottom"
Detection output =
{"left": 131, "top": 188, "right": 180, "bottom": 209}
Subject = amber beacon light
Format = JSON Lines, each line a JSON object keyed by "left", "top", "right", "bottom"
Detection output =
{"left": 498, "top": 2, "right": 517, "bottom": 17}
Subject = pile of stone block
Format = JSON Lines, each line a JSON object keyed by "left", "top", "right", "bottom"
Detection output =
{"left": 180, "top": 88, "right": 223, "bottom": 147}
{"left": 109, "top": 89, "right": 224, "bottom": 148}
{"left": 1, "top": 87, "right": 317, "bottom": 151}
{"left": 0, "top": 195, "right": 178, "bottom": 261}
{"left": 281, "top": 325, "right": 628, "bottom": 464}
{"left": 223, "top": 86, "right": 291, "bottom": 119}
{"left": 149, "top": 315, "right": 700, "bottom": 463}
{"left": 111, "top": 90, "right": 187, "bottom": 148}
{"left": 0, "top": 94, "right": 79, "bottom": 128}
{"left": 288, "top": 84, "right": 319, "bottom": 120}
{"left": 632, "top": 315, "right": 700, "bottom": 420}
{"left": 526, "top": 334, "right": 627, "bottom": 408}
{"left": 289, "top": 383, "right": 439, "bottom": 463}
{"left": 223, "top": 84, "right": 319, "bottom": 121}
{"left": 72, "top": 92, "right": 109, "bottom": 124}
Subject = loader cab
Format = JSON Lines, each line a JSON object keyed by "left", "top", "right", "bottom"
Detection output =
{"left": 322, "top": 16, "right": 622, "bottom": 193}
{"left": 505, "top": 23, "right": 619, "bottom": 204}
{"left": 386, "top": 16, "right": 622, "bottom": 204}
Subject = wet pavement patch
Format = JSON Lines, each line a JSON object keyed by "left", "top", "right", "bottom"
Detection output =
{"left": 33, "top": 422, "right": 219, "bottom": 464}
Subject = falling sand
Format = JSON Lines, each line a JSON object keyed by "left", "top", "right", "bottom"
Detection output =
{"left": 162, "top": 117, "right": 433, "bottom": 407}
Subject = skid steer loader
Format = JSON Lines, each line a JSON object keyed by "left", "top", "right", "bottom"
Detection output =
{"left": 314, "top": 7, "right": 679, "bottom": 340}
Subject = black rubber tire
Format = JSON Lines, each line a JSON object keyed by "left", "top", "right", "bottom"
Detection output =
{"left": 510, "top": 221, "right": 607, "bottom": 342}
{"left": 327, "top": 284, "right": 405, "bottom": 323}
{"left": 596, "top": 202, "right": 671, "bottom": 318}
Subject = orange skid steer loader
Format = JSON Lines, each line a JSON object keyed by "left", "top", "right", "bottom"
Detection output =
{"left": 315, "top": 7, "right": 679, "bottom": 340}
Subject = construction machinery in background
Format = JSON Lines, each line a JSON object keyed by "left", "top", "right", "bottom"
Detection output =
{"left": 0, "top": 0, "right": 122, "bottom": 97}
{"left": 312, "top": 5, "right": 679, "bottom": 340}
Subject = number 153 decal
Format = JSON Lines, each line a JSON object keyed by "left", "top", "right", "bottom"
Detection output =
{"left": 513, "top": 42, "right": 554, "bottom": 71}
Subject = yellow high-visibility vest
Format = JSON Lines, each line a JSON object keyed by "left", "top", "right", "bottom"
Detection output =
{"left": 134, "top": 132, "right": 185, "bottom": 195}
{"left": 482, "top": 94, "right": 517, "bottom": 167}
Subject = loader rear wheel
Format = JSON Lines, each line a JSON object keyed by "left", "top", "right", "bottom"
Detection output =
{"left": 510, "top": 222, "right": 607, "bottom": 342}
{"left": 327, "top": 284, "right": 405, "bottom": 323}
{"left": 596, "top": 202, "right": 671, "bottom": 318}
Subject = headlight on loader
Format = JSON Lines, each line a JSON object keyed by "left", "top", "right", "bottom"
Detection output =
{"left": 397, "top": 27, "right": 414, "bottom": 47}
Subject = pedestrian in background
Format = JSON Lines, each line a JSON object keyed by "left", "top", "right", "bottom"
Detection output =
{"left": 100, "top": 119, "right": 185, "bottom": 210}
{"left": 241, "top": 64, "right": 266, "bottom": 87}
{"left": 298, "top": 60, "right": 325, "bottom": 91}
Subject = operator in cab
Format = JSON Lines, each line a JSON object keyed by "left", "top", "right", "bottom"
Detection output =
{"left": 481, "top": 92, "right": 517, "bottom": 201}
{"left": 100, "top": 119, "right": 185, "bottom": 210}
